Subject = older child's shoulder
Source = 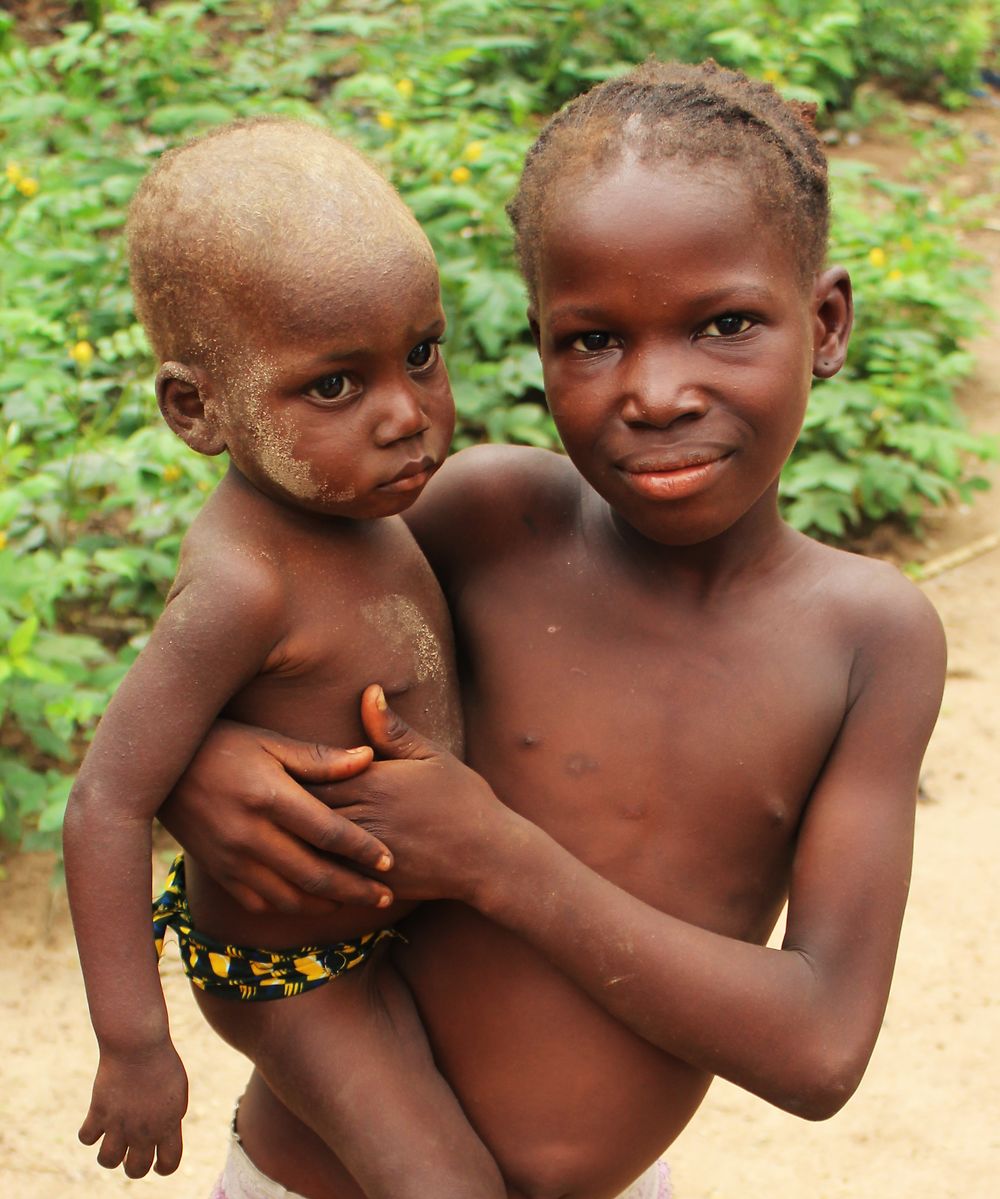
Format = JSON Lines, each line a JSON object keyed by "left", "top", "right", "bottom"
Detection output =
{"left": 406, "top": 444, "right": 582, "bottom": 577}
{"left": 797, "top": 534, "right": 944, "bottom": 656}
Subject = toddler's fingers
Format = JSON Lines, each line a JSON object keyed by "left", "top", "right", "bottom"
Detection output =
{"left": 77, "top": 1112, "right": 104, "bottom": 1146}
{"left": 123, "top": 1142, "right": 156, "bottom": 1179}
{"left": 154, "top": 1128, "right": 183, "bottom": 1176}
{"left": 96, "top": 1130, "right": 128, "bottom": 1170}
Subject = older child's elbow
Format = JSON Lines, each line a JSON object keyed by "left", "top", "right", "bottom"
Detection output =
{"left": 779, "top": 1045, "right": 868, "bottom": 1121}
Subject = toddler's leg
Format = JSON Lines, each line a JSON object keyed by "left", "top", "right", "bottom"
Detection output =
{"left": 197, "top": 961, "right": 504, "bottom": 1199}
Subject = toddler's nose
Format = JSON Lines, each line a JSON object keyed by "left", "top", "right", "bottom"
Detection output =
{"left": 373, "top": 380, "right": 431, "bottom": 445}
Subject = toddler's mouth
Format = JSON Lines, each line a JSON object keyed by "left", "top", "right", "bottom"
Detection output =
{"left": 379, "top": 456, "right": 437, "bottom": 493}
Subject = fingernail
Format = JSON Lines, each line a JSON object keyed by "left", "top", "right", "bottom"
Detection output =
{"left": 377, "top": 853, "right": 393, "bottom": 872}
{"left": 346, "top": 746, "right": 368, "bottom": 755}
{"left": 377, "top": 892, "right": 392, "bottom": 908}
{"left": 375, "top": 686, "right": 387, "bottom": 712}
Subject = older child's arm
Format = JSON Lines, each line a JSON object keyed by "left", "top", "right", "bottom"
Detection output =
{"left": 336, "top": 585, "right": 945, "bottom": 1120}
{"left": 64, "top": 563, "right": 294, "bottom": 1178}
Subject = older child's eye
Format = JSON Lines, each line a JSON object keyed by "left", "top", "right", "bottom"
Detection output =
{"left": 571, "top": 331, "right": 617, "bottom": 353}
{"left": 702, "top": 314, "right": 753, "bottom": 338}
{"left": 305, "top": 374, "right": 350, "bottom": 402}
{"left": 407, "top": 339, "right": 441, "bottom": 370}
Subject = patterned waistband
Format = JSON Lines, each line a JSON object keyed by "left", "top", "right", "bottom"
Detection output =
{"left": 152, "top": 853, "right": 399, "bottom": 1002}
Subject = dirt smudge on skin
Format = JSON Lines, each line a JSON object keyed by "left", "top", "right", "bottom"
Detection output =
{"left": 361, "top": 594, "right": 446, "bottom": 685}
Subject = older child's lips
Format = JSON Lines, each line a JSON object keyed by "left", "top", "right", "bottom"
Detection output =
{"left": 379, "top": 456, "right": 436, "bottom": 493}
{"left": 618, "top": 452, "right": 732, "bottom": 500}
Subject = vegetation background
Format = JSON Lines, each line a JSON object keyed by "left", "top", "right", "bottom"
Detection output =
{"left": 1, "top": 0, "right": 998, "bottom": 860}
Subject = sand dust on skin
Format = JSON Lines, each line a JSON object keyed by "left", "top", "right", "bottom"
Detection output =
{"left": 2, "top": 103, "right": 999, "bottom": 1198}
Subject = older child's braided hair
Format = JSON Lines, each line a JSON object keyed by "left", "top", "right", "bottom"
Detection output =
{"left": 508, "top": 60, "right": 829, "bottom": 300}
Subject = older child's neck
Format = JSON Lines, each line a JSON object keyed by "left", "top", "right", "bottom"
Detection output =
{"left": 599, "top": 486, "right": 802, "bottom": 597}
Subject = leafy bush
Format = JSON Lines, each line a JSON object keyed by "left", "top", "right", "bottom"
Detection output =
{"left": 0, "top": 0, "right": 995, "bottom": 853}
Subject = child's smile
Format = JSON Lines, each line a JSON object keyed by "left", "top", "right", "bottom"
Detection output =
{"left": 533, "top": 157, "right": 825, "bottom": 547}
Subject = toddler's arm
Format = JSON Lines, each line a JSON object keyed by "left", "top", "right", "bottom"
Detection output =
{"left": 64, "top": 561, "right": 290, "bottom": 1177}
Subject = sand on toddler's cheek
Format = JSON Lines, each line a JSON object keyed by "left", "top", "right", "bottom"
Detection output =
{"left": 225, "top": 353, "right": 355, "bottom": 504}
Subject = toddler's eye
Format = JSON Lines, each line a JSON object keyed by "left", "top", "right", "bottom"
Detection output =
{"left": 407, "top": 340, "right": 440, "bottom": 369}
{"left": 306, "top": 374, "right": 348, "bottom": 401}
{"left": 571, "top": 331, "right": 617, "bottom": 353}
{"left": 702, "top": 314, "right": 753, "bottom": 338}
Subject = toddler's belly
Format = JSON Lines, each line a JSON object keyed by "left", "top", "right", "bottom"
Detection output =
{"left": 398, "top": 902, "right": 711, "bottom": 1199}
{"left": 182, "top": 854, "right": 411, "bottom": 950}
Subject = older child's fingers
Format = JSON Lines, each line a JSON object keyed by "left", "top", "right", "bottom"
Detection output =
{"left": 261, "top": 732, "right": 374, "bottom": 783}
{"left": 231, "top": 854, "right": 392, "bottom": 913}
{"left": 272, "top": 788, "right": 394, "bottom": 872}
{"left": 359, "top": 684, "right": 437, "bottom": 761}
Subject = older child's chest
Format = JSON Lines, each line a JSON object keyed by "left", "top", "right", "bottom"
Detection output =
{"left": 223, "top": 518, "right": 461, "bottom": 752}
{"left": 457, "top": 537, "right": 851, "bottom": 928}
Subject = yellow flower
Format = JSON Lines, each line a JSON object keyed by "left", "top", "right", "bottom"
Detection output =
{"left": 899, "top": 235, "right": 914, "bottom": 252}
{"left": 5, "top": 161, "right": 23, "bottom": 186}
{"left": 376, "top": 111, "right": 396, "bottom": 130}
{"left": 450, "top": 165, "right": 471, "bottom": 185}
{"left": 463, "top": 141, "right": 485, "bottom": 163}
{"left": 887, "top": 268, "right": 903, "bottom": 282}
{"left": 17, "top": 177, "right": 39, "bottom": 197}
{"left": 163, "top": 464, "right": 183, "bottom": 483}
{"left": 396, "top": 78, "right": 414, "bottom": 99}
{"left": 868, "top": 247, "right": 886, "bottom": 268}
{"left": 762, "top": 68, "right": 782, "bottom": 84}
{"left": 0, "top": 531, "right": 7, "bottom": 551}
{"left": 70, "top": 340, "right": 95, "bottom": 367}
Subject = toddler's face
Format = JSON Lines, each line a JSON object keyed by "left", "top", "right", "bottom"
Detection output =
{"left": 532, "top": 157, "right": 822, "bottom": 547}
{"left": 214, "top": 250, "right": 454, "bottom": 519}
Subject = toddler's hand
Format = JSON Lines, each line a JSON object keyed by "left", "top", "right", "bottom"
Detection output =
{"left": 79, "top": 1041, "right": 188, "bottom": 1177}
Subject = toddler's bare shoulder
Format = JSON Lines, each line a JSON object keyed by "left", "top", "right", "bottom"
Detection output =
{"left": 169, "top": 506, "right": 288, "bottom": 620}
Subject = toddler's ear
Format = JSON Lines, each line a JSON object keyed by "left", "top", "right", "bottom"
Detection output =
{"left": 156, "top": 363, "right": 227, "bottom": 456}
{"left": 812, "top": 267, "right": 853, "bottom": 379}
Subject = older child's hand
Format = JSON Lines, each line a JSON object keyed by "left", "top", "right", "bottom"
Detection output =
{"left": 159, "top": 719, "right": 395, "bottom": 914}
{"left": 314, "top": 685, "right": 532, "bottom": 904}
{"left": 79, "top": 1040, "right": 188, "bottom": 1178}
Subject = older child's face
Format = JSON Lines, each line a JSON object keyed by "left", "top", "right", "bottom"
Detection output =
{"left": 532, "top": 157, "right": 831, "bottom": 546}
{"left": 215, "top": 250, "right": 454, "bottom": 520}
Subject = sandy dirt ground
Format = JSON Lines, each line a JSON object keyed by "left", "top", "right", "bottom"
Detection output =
{"left": 2, "top": 106, "right": 998, "bottom": 1198}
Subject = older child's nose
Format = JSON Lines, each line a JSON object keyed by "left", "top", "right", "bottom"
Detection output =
{"left": 373, "top": 380, "right": 431, "bottom": 445}
{"left": 619, "top": 348, "right": 710, "bottom": 428}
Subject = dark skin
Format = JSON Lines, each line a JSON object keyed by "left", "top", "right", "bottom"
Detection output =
{"left": 63, "top": 246, "right": 506, "bottom": 1198}
{"left": 167, "top": 159, "right": 946, "bottom": 1199}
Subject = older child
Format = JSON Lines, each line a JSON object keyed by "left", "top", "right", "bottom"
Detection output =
{"left": 166, "top": 63, "right": 945, "bottom": 1198}
{"left": 62, "top": 120, "right": 505, "bottom": 1199}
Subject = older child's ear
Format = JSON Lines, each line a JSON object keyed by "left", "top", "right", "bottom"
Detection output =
{"left": 527, "top": 308, "right": 541, "bottom": 351}
{"left": 156, "top": 363, "right": 227, "bottom": 456}
{"left": 812, "top": 267, "right": 853, "bottom": 379}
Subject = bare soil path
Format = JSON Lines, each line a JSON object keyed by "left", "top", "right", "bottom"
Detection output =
{"left": 2, "top": 102, "right": 998, "bottom": 1199}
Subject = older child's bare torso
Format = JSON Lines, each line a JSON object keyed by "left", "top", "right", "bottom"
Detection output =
{"left": 179, "top": 475, "right": 461, "bottom": 949}
{"left": 397, "top": 447, "right": 883, "bottom": 1199}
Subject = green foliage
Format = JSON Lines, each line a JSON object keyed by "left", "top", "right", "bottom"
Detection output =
{"left": 0, "top": 0, "right": 995, "bottom": 853}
